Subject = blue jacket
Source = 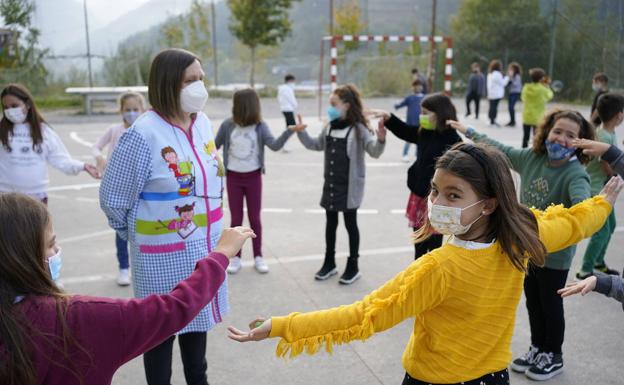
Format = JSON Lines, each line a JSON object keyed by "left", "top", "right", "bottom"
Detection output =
{"left": 394, "top": 93, "right": 424, "bottom": 126}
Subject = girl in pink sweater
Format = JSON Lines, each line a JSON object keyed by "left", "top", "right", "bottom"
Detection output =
{"left": 0, "top": 192, "right": 254, "bottom": 385}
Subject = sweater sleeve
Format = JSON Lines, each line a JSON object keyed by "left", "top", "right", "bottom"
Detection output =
{"left": 602, "top": 145, "right": 624, "bottom": 178}
{"left": 532, "top": 196, "right": 612, "bottom": 254}
{"left": 359, "top": 124, "right": 385, "bottom": 158}
{"left": 296, "top": 128, "right": 325, "bottom": 151}
{"left": 594, "top": 273, "right": 624, "bottom": 309}
{"left": 567, "top": 172, "right": 591, "bottom": 204}
{"left": 384, "top": 113, "right": 419, "bottom": 144}
{"left": 116, "top": 253, "right": 229, "bottom": 365}
{"left": 215, "top": 120, "right": 227, "bottom": 149}
{"left": 44, "top": 126, "right": 85, "bottom": 175}
{"left": 92, "top": 126, "right": 114, "bottom": 157}
{"left": 260, "top": 122, "right": 294, "bottom": 151}
{"left": 471, "top": 131, "right": 525, "bottom": 172}
{"left": 99, "top": 129, "right": 152, "bottom": 241}
{"left": 395, "top": 97, "right": 408, "bottom": 109}
{"left": 268, "top": 256, "right": 447, "bottom": 358}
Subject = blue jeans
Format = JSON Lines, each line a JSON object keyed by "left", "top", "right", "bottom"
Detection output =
{"left": 115, "top": 233, "right": 129, "bottom": 269}
{"left": 402, "top": 142, "right": 417, "bottom": 157}
{"left": 508, "top": 92, "right": 521, "bottom": 124}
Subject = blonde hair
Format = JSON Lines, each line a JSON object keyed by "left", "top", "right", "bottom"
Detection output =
{"left": 118, "top": 92, "right": 145, "bottom": 112}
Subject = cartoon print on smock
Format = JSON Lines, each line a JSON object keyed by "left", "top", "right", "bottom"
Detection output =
{"left": 523, "top": 176, "right": 550, "bottom": 208}
{"left": 157, "top": 202, "right": 198, "bottom": 239}
{"left": 204, "top": 139, "right": 225, "bottom": 177}
{"left": 161, "top": 146, "right": 195, "bottom": 196}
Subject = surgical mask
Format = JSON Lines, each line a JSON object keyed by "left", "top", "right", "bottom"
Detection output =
{"left": 4, "top": 107, "right": 27, "bottom": 124}
{"left": 327, "top": 106, "right": 342, "bottom": 121}
{"left": 47, "top": 248, "right": 62, "bottom": 282}
{"left": 545, "top": 140, "right": 576, "bottom": 161}
{"left": 419, "top": 115, "right": 435, "bottom": 130}
{"left": 428, "top": 199, "right": 485, "bottom": 236}
{"left": 287, "top": 82, "right": 295, "bottom": 89}
{"left": 592, "top": 84, "right": 601, "bottom": 92}
{"left": 122, "top": 110, "right": 140, "bottom": 125}
{"left": 180, "top": 80, "right": 209, "bottom": 113}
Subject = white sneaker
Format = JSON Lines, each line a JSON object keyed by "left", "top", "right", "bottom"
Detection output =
{"left": 117, "top": 269, "right": 131, "bottom": 286}
{"left": 401, "top": 155, "right": 410, "bottom": 163}
{"left": 227, "top": 257, "right": 242, "bottom": 274}
{"left": 254, "top": 256, "right": 269, "bottom": 274}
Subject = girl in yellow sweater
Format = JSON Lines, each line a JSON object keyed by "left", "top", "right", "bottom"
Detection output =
{"left": 228, "top": 143, "right": 622, "bottom": 385}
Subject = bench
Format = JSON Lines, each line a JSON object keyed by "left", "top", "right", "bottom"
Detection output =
{"left": 65, "top": 86, "right": 148, "bottom": 115}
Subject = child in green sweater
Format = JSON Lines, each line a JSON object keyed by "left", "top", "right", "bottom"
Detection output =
{"left": 577, "top": 93, "right": 624, "bottom": 279}
{"left": 521, "top": 68, "right": 554, "bottom": 148}
{"left": 448, "top": 109, "right": 595, "bottom": 381}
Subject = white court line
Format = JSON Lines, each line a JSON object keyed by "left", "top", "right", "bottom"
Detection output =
{"left": 261, "top": 208, "right": 293, "bottom": 213}
{"left": 48, "top": 182, "right": 101, "bottom": 192}
{"left": 58, "top": 229, "right": 115, "bottom": 245}
{"left": 59, "top": 245, "right": 414, "bottom": 285}
{"left": 390, "top": 209, "right": 404, "bottom": 214}
{"left": 358, "top": 209, "right": 379, "bottom": 214}
{"left": 265, "top": 161, "right": 404, "bottom": 168}
{"left": 70, "top": 131, "right": 94, "bottom": 147}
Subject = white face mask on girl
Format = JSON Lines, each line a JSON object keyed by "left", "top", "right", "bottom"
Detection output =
{"left": 427, "top": 199, "right": 485, "bottom": 236}
{"left": 4, "top": 107, "right": 27, "bottom": 124}
{"left": 180, "top": 80, "right": 209, "bottom": 113}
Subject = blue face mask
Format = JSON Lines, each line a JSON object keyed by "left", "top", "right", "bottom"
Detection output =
{"left": 48, "top": 248, "right": 62, "bottom": 282}
{"left": 327, "top": 106, "right": 342, "bottom": 121}
{"left": 545, "top": 140, "right": 576, "bottom": 161}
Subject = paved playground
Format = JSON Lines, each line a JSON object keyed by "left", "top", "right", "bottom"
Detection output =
{"left": 44, "top": 96, "right": 623, "bottom": 385}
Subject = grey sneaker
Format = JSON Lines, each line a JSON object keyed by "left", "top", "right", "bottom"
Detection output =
{"left": 511, "top": 345, "right": 540, "bottom": 372}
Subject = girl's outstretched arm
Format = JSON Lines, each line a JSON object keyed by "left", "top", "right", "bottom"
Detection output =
{"left": 228, "top": 255, "right": 448, "bottom": 358}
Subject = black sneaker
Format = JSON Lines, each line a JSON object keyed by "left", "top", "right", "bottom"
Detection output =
{"left": 339, "top": 257, "right": 361, "bottom": 285}
{"left": 315, "top": 263, "right": 337, "bottom": 281}
{"left": 510, "top": 345, "right": 539, "bottom": 372}
{"left": 505, "top": 122, "right": 516, "bottom": 127}
{"left": 575, "top": 271, "right": 593, "bottom": 280}
{"left": 525, "top": 352, "right": 563, "bottom": 381}
{"left": 595, "top": 264, "right": 620, "bottom": 276}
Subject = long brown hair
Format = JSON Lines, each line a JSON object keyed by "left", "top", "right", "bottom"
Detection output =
{"left": 532, "top": 109, "right": 595, "bottom": 165}
{"left": 0, "top": 84, "right": 46, "bottom": 152}
{"left": 148, "top": 48, "right": 200, "bottom": 119}
{"left": 232, "top": 88, "right": 261, "bottom": 127}
{"left": 414, "top": 143, "right": 546, "bottom": 272}
{"left": 332, "top": 84, "right": 370, "bottom": 131}
{"left": 421, "top": 93, "right": 457, "bottom": 133}
{"left": 0, "top": 193, "right": 89, "bottom": 385}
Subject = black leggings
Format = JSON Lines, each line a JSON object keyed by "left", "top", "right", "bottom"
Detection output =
{"left": 414, "top": 231, "right": 443, "bottom": 260}
{"left": 488, "top": 98, "right": 501, "bottom": 124}
{"left": 524, "top": 266, "right": 569, "bottom": 354}
{"left": 402, "top": 369, "right": 509, "bottom": 385}
{"left": 143, "top": 332, "right": 208, "bottom": 385}
{"left": 326, "top": 210, "right": 359, "bottom": 258}
{"left": 522, "top": 124, "right": 536, "bottom": 148}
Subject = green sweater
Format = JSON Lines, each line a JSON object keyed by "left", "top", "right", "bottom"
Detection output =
{"left": 472, "top": 132, "right": 591, "bottom": 270}
{"left": 585, "top": 127, "right": 617, "bottom": 195}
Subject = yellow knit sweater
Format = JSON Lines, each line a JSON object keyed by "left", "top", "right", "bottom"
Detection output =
{"left": 269, "top": 196, "right": 611, "bottom": 383}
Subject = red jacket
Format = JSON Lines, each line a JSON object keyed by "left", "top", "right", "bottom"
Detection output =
{"left": 11, "top": 252, "right": 228, "bottom": 385}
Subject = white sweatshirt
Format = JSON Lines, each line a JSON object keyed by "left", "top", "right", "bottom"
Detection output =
{"left": 487, "top": 70, "right": 509, "bottom": 100}
{"left": 0, "top": 122, "right": 85, "bottom": 195}
{"left": 277, "top": 83, "right": 297, "bottom": 112}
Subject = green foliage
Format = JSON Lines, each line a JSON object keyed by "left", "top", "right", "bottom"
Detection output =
{"left": 0, "top": 0, "right": 48, "bottom": 92}
{"left": 333, "top": 0, "right": 367, "bottom": 52}
{"left": 228, "top": 0, "right": 299, "bottom": 85}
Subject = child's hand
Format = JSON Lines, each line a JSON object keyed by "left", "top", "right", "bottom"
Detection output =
{"left": 365, "top": 108, "right": 390, "bottom": 121}
{"left": 84, "top": 163, "right": 101, "bottom": 179}
{"left": 95, "top": 157, "right": 107, "bottom": 176}
{"left": 558, "top": 276, "right": 597, "bottom": 298}
{"left": 228, "top": 318, "right": 272, "bottom": 342}
{"left": 446, "top": 119, "right": 468, "bottom": 134}
{"left": 599, "top": 175, "right": 624, "bottom": 206}
{"left": 572, "top": 139, "right": 611, "bottom": 157}
{"left": 288, "top": 114, "right": 307, "bottom": 132}
{"left": 376, "top": 119, "right": 387, "bottom": 143}
{"left": 214, "top": 227, "right": 256, "bottom": 259}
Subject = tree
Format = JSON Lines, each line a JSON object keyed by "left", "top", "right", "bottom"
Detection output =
{"left": 333, "top": 0, "right": 367, "bottom": 52}
{"left": 0, "top": 0, "right": 48, "bottom": 91}
{"left": 228, "top": 0, "right": 298, "bottom": 86}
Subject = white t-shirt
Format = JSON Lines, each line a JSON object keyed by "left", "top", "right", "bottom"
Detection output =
{"left": 0, "top": 122, "right": 84, "bottom": 195}
{"left": 227, "top": 124, "right": 261, "bottom": 172}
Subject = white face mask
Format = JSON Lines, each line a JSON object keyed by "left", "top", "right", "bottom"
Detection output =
{"left": 427, "top": 199, "right": 485, "bottom": 236}
{"left": 4, "top": 107, "right": 27, "bottom": 124}
{"left": 180, "top": 80, "right": 209, "bottom": 113}
{"left": 122, "top": 110, "right": 140, "bottom": 125}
